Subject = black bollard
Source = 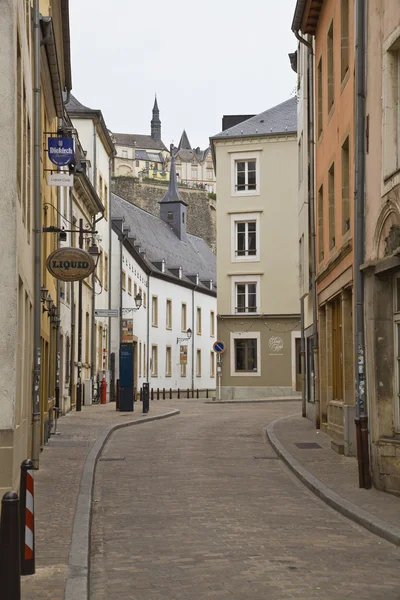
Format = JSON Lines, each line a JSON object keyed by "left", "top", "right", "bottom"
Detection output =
{"left": 143, "top": 383, "right": 150, "bottom": 414}
{"left": 206, "top": 389, "right": 209, "bottom": 398}
{"left": 196, "top": 389, "right": 199, "bottom": 399}
{"left": 157, "top": 388, "right": 159, "bottom": 400}
{"left": 20, "top": 460, "right": 35, "bottom": 575}
{"left": 140, "top": 388, "right": 143, "bottom": 403}
{"left": 187, "top": 388, "right": 189, "bottom": 399}
{"left": 169, "top": 388, "right": 172, "bottom": 399}
{"left": 0, "top": 491, "right": 21, "bottom": 599}
{"left": 151, "top": 388, "right": 154, "bottom": 401}
{"left": 178, "top": 388, "right": 180, "bottom": 399}
{"left": 162, "top": 388, "right": 165, "bottom": 400}
{"left": 192, "top": 389, "right": 194, "bottom": 398}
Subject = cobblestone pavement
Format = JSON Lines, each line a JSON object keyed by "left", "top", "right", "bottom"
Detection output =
{"left": 21, "top": 401, "right": 174, "bottom": 600}
{"left": 91, "top": 400, "right": 400, "bottom": 600}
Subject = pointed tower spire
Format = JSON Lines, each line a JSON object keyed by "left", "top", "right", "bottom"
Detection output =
{"left": 159, "top": 145, "right": 188, "bottom": 241}
{"left": 178, "top": 130, "right": 191, "bottom": 151}
{"left": 151, "top": 94, "right": 161, "bottom": 140}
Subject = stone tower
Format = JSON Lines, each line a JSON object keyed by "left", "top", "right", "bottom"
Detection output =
{"left": 151, "top": 95, "right": 161, "bottom": 141}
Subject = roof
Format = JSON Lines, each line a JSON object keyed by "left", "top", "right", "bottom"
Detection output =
{"left": 160, "top": 152, "right": 187, "bottom": 206}
{"left": 178, "top": 130, "right": 191, "bottom": 151}
{"left": 111, "top": 193, "right": 216, "bottom": 293}
{"left": 66, "top": 94, "right": 115, "bottom": 156}
{"left": 292, "top": 0, "right": 323, "bottom": 35}
{"left": 113, "top": 132, "right": 167, "bottom": 152}
{"left": 211, "top": 97, "right": 297, "bottom": 140}
{"left": 135, "top": 150, "right": 164, "bottom": 163}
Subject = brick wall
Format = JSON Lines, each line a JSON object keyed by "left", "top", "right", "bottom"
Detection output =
{"left": 111, "top": 177, "right": 216, "bottom": 252}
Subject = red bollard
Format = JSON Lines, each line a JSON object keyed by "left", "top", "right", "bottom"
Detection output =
{"left": 20, "top": 460, "right": 35, "bottom": 575}
{"left": 101, "top": 375, "right": 107, "bottom": 404}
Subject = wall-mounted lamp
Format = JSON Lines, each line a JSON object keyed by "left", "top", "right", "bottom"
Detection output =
{"left": 121, "top": 293, "right": 142, "bottom": 315}
{"left": 177, "top": 328, "right": 192, "bottom": 344}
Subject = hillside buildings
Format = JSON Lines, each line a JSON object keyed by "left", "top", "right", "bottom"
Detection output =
{"left": 173, "top": 130, "right": 216, "bottom": 193}
{"left": 211, "top": 98, "right": 300, "bottom": 399}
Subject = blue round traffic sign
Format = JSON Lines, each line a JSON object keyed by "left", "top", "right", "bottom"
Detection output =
{"left": 213, "top": 340, "right": 226, "bottom": 354}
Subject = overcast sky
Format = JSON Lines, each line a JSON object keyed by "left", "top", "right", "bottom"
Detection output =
{"left": 69, "top": 0, "right": 298, "bottom": 150}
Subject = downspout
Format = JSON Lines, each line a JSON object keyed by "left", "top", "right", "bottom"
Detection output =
{"left": 192, "top": 285, "right": 196, "bottom": 392}
{"left": 32, "top": 0, "right": 42, "bottom": 468}
{"left": 146, "top": 274, "right": 150, "bottom": 383}
{"left": 354, "top": 0, "right": 371, "bottom": 488}
{"left": 69, "top": 187, "right": 75, "bottom": 402}
{"left": 294, "top": 28, "right": 320, "bottom": 428}
{"left": 108, "top": 156, "right": 113, "bottom": 370}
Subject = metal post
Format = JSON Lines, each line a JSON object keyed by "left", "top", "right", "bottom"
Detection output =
{"left": 0, "top": 492, "right": 21, "bottom": 598}
{"left": 354, "top": 0, "right": 371, "bottom": 488}
{"left": 76, "top": 219, "right": 84, "bottom": 411}
{"left": 300, "top": 297, "right": 306, "bottom": 417}
{"left": 31, "top": 0, "right": 41, "bottom": 469}
{"left": 19, "top": 460, "right": 35, "bottom": 575}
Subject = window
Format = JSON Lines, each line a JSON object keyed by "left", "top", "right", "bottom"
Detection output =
{"left": 104, "top": 254, "right": 109, "bottom": 291}
{"left": 144, "top": 343, "right": 146, "bottom": 378}
{"left": 122, "top": 270, "right": 126, "bottom": 290}
{"left": 17, "top": 38, "right": 22, "bottom": 196}
{"left": 128, "top": 277, "right": 132, "bottom": 295}
{"left": 143, "top": 291, "right": 147, "bottom": 308}
{"left": 166, "top": 299, "right": 172, "bottom": 329}
{"left": 317, "top": 57, "right": 323, "bottom": 137}
{"left": 328, "top": 163, "right": 336, "bottom": 250}
{"left": 327, "top": 21, "right": 334, "bottom": 112}
{"left": 235, "top": 160, "right": 256, "bottom": 192}
{"left": 298, "top": 132, "right": 303, "bottom": 186}
{"left": 236, "top": 221, "right": 256, "bottom": 257}
{"left": 332, "top": 296, "right": 343, "bottom": 401}
{"left": 85, "top": 312, "right": 90, "bottom": 363}
{"left": 99, "top": 174, "right": 103, "bottom": 202}
{"left": 196, "top": 350, "right": 201, "bottom": 376}
{"left": 98, "top": 250, "right": 104, "bottom": 286}
{"left": 151, "top": 345, "right": 158, "bottom": 376}
{"left": 383, "top": 40, "right": 400, "bottom": 176}
{"left": 207, "top": 171, "right": 213, "bottom": 180}
{"left": 134, "top": 283, "right": 138, "bottom": 298}
{"left": 191, "top": 169, "right": 198, "bottom": 180}
{"left": 122, "top": 150, "right": 128, "bottom": 158}
{"left": 318, "top": 184, "right": 324, "bottom": 262}
{"left": 152, "top": 296, "right": 158, "bottom": 327}
{"left": 196, "top": 307, "right": 202, "bottom": 334}
{"left": 65, "top": 336, "right": 70, "bottom": 383}
{"left": 167, "top": 211, "right": 173, "bottom": 222}
{"left": 394, "top": 276, "right": 400, "bottom": 427}
{"left": 210, "top": 310, "right": 215, "bottom": 337}
{"left": 234, "top": 338, "right": 258, "bottom": 372}
{"left": 235, "top": 283, "right": 257, "bottom": 314}
{"left": 210, "top": 352, "right": 215, "bottom": 377}
{"left": 104, "top": 183, "right": 108, "bottom": 219}
{"left": 341, "top": 0, "right": 349, "bottom": 82}
{"left": 181, "top": 362, "right": 187, "bottom": 377}
{"left": 166, "top": 346, "right": 172, "bottom": 376}
{"left": 341, "top": 137, "right": 350, "bottom": 234}
{"left": 136, "top": 160, "right": 139, "bottom": 167}
{"left": 181, "top": 303, "right": 187, "bottom": 331}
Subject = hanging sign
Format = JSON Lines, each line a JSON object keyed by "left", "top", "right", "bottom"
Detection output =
{"left": 48, "top": 137, "right": 74, "bottom": 167}
{"left": 180, "top": 345, "right": 187, "bottom": 365}
{"left": 48, "top": 172, "right": 74, "bottom": 187}
{"left": 121, "top": 319, "right": 134, "bottom": 344}
{"left": 46, "top": 247, "right": 95, "bottom": 282}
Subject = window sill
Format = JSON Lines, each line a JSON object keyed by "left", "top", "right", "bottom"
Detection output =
{"left": 340, "top": 70, "right": 350, "bottom": 94}
{"left": 152, "top": 324, "right": 158, "bottom": 328}
{"left": 166, "top": 326, "right": 172, "bottom": 330}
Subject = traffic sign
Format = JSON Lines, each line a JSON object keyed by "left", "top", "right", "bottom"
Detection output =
{"left": 95, "top": 309, "right": 119, "bottom": 318}
{"left": 213, "top": 340, "right": 226, "bottom": 354}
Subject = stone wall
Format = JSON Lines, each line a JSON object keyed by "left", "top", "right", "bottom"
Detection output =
{"left": 111, "top": 177, "right": 216, "bottom": 252}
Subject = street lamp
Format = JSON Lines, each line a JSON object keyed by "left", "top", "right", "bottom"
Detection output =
{"left": 177, "top": 328, "right": 192, "bottom": 344}
{"left": 121, "top": 293, "right": 142, "bottom": 315}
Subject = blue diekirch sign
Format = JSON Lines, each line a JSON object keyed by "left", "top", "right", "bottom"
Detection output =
{"left": 48, "top": 137, "right": 74, "bottom": 167}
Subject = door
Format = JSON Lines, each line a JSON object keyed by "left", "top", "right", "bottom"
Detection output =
{"left": 295, "top": 337, "right": 302, "bottom": 392}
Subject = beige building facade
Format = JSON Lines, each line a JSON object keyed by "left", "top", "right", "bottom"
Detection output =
{"left": 363, "top": 4, "right": 400, "bottom": 493}
{"left": 211, "top": 99, "right": 300, "bottom": 399}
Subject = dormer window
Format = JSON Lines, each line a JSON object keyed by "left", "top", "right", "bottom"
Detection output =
{"left": 179, "top": 267, "right": 182, "bottom": 279}
{"left": 167, "top": 211, "right": 173, "bottom": 222}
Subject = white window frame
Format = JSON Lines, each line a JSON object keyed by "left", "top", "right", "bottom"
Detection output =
{"left": 231, "top": 212, "right": 260, "bottom": 262}
{"left": 231, "top": 274, "right": 260, "bottom": 315}
{"left": 152, "top": 295, "right": 158, "bottom": 327}
{"left": 165, "top": 346, "right": 172, "bottom": 377}
{"left": 230, "top": 151, "right": 260, "bottom": 197}
{"left": 196, "top": 349, "right": 202, "bottom": 377}
{"left": 151, "top": 345, "right": 158, "bottom": 377}
{"left": 230, "top": 331, "right": 261, "bottom": 377}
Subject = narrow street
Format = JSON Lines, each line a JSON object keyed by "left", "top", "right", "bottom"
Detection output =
{"left": 90, "top": 400, "right": 400, "bottom": 600}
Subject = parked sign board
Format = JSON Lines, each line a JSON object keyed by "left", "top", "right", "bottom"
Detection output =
{"left": 180, "top": 345, "right": 188, "bottom": 365}
{"left": 95, "top": 309, "right": 119, "bottom": 318}
{"left": 46, "top": 247, "right": 95, "bottom": 282}
{"left": 121, "top": 319, "right": 134, "bottom": 343}
{"left": 48, "top": 137, "right": 74, "bottom": 167}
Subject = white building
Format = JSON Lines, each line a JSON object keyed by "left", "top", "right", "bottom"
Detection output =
{"left": 110, "top": 157, "right": 217, "bottom": 396}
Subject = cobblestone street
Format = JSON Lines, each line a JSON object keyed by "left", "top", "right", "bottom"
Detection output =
{"left": 90, "top": 400, "right": 400, "bottom": 600}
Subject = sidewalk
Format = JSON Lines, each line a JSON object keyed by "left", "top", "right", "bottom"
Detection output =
{"left": 266, "top": 413, "right": 400, "bottom": 546}
{"left": 21, "top": 401, "right": 178, "bottom": 600}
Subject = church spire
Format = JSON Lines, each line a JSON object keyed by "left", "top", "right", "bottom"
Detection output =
{"left": 151, "top": 94, "right": 161, "bottom": 140}
{"left": 159, "top": 145, "right": 188, "bottom": 242}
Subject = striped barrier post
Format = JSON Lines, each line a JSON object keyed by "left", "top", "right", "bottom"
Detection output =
{"left": 0, "top": 491, "right": 21, "bottom": 598}
{"left": 20, "top": 460, "right": 35, "bottom": 575}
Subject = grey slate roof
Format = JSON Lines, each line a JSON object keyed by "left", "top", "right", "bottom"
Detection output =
{"left": 65, "top": 94, "right": 115, "bottom": 156}
{"left": 135, "top": 150, "right": 163, "bottom": 163}
{"left": 212, "top": 97, "right": 297, "bottom": 139}
{"left": 113, "top": 132, "right": 167, "bottom": 152}
{"left": 178, "top": 130, "right": 191, "bottom": 151}
{"left": 160, "top": 152, "right": 187, "bottom": 206}
{"left": 111, "top": 193, "right": 216, "bottom": 292}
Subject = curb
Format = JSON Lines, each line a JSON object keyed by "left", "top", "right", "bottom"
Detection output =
{"left": 64, "top": 409, "right": 180, "bottom": 600}
{"left": 205, "top": 398, "right": 301, "bottom": 404}
{"left": 266, "top": 414, "right": 400, "bottom": 548}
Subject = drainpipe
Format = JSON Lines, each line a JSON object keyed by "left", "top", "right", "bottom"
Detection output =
{"left": 294, "top": 29, "right": 320, "bottom": 428}
{"left": 69, "top": 187, "right": 75, "bottom": 402}
{"left": 354, "top": 0, "right": 371, "bottom": 488}
{"left": 192, "top": 286, "right": 196, "bottom": 392}
{"left": 300, "top": 297, "right": 306, "bottom": 417}
{"left": 146, "top": 274, "right": 150, "bottom": 383}
{"left": 32, "top": 0, "right": 41, "bottom": 468}
{"left": 108, "top": 156, "right": 113, "bottom": 370}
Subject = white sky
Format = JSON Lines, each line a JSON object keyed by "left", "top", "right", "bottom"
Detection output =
{"left": 69, "top": 0, "right": 298, "bottom": 150}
